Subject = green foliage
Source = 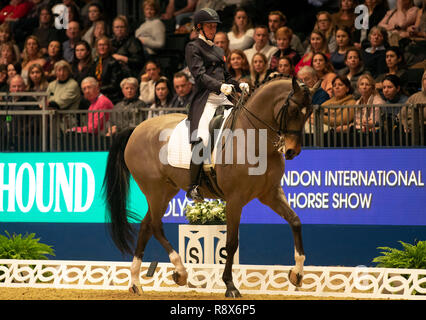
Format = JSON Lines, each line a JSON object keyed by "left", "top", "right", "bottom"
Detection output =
{"left": 184, "top": 200, "right": 226, "bottom": 225}
{"left": 372, "top": 240, "right": 426, "bottom": 269}
{"left": 0, "top": 231, "right": 55, "bottom": 260}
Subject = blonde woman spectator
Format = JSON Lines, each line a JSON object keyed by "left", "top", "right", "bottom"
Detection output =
{"left": 0, "top": 42, "right": 18, "bottom": 65}
{"left": 21, "top": 35, "right": 46, "bottom": 84}
{"left": 227, "top": 7, "right": 254, "bottom": 51}
{"left": 313, "top": 11, "right": 337, "bottom": 53}
{"left": 135, "top": 0, "right": 166, "bottom": 56}
{"left": 27, "top": 63, "right": 48, "bottom": 92}
{"left": 354, "top": 74, "right": 385, "bottom": 133}
{"left": 379, "top": 0, "right": 419, "bottom": 42}
{"left": 250, "top": 52, "right": 272, "bottom": 87}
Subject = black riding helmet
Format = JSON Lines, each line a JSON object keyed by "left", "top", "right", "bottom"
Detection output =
{"left": 193, "top": 8, "right": 221, "bottom": 28}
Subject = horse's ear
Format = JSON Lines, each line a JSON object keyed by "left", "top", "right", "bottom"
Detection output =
{"left": 292, "top": 76, "right": 301, "bottom": 91}
{"left": 309, "top": 80, "right": 321, "bottom": 95}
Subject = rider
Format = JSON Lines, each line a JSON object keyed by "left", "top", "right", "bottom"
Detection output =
{"left": 185, "top": 8, "right": 249, "bottom": 201}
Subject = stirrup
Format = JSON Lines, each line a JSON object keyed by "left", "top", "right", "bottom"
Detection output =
{"left": 186, "top": 185, "right": 204, "bottom": 202}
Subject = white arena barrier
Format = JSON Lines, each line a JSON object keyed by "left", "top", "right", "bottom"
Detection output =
{"left": 0, "top": 259, "right": 425, "bottom": 300}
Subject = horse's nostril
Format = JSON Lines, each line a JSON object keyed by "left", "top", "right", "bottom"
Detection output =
{"left": 285, "top": 149, "right": 295, "bottom": 159}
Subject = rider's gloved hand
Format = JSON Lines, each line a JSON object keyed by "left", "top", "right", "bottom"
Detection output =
{"left": 220, "top": 84, "right": 234, "bottom": 95}
{"left": 239, "top": 82, "right": 249, "bottom": 94}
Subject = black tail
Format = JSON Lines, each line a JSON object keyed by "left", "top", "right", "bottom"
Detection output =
{"left": 103, "top": 128, "right": 137, "bottom": 255}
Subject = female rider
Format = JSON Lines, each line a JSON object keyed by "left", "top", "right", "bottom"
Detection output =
{"left": 185, "top": 8, "right": 249, "bottom": 201}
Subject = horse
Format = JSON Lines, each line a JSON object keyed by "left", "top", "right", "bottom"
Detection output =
{"left": 103, "top": 75, "right": 313, "bottom": 297}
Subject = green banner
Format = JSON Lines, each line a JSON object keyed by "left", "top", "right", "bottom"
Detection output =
{"left": 0, "top": 152, "right": 148, "bottom": 223}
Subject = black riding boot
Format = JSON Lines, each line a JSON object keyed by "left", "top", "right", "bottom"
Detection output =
{"left": 186, "top": 141, "right": 204, "bottom": 202}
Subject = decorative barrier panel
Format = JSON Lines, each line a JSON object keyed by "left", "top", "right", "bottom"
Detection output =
{"left": 0, "top": 259, "right": 425, "bottom": 300}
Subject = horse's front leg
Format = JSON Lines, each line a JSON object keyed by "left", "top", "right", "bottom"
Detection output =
{"left": 222, "top": 199, "right": 243, "bottom": 298}
{"left": 259, "top": 186, "right": 305, "bottom": 287}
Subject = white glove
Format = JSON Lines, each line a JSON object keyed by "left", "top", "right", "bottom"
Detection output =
{"left": 239, "top": 82, "right": 249, "bottom": 93}
{"left": 220, "top": 84, "right": 234, "bottom": 95}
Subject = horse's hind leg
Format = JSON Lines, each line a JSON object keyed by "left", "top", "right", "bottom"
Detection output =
{"left": 259, "top": 186, "right": 305, "bottom": 287}
{"left": 129, "top": 212, "right": 153, "bottom": 295}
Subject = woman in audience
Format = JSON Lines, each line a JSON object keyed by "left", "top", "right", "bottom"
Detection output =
{"left": 362, "top": 26, "right": 388, "bottom": 78}
{"left": 0, "top": 42, "right": 18, "bottom": 66}
{"left": 353, "top": 74, "right": 385, "bottom": 134}
{"left": 341, "top": 47, "right": 370, "bottom": 97}
{"left": 375, "top": 46, "right": 407, "bottom": 90}
{"left": 27, "top": 63, "right": 48, "bottom": 92}
{"left": 381, "top": 74, "right": 408, "bottom": 120}
{"left": 43, "top": 40, "right": 63, "bottom": 82}
{"left": 311, "top": 52, "right": 336, "bottom": 94}
{"left": 0, "top": 23, "right": 20, "bottom": 62}
{"left": 7, "top": 62, "right": 21, "bottom": 84}
{"left": 295, "top": 30, "right": 329, "bottom": 75}
{"left": 82, "top": 2, "right": 104, "bottom": 45}
{"left": 227, "top": 7, "right": 254, "bottom": 51}
{"left": 148, "top": 77, "right": 174, "bottom": 118}
{"left": 21, "top": 35, "right": 46, "bottom": 84}
{"left": 313, "top": 11, "right": 337, "bottom": 53}
{"left": 139, "top": 60, "right": 162, "bottom": 105}
{"left": 331, "top": 0, "right": 357, "bottom": 30}
{"left": 269, "top": 27, "right": 300, "bottom": 71}
{"left": 321, "top": 74, "right": 356, "bottom": 133}
{"left": 227, "top": 49, "right": 250, "bottom": 83}
{"left": 111, "top": 15, "right": 145, "bottom": 77}
{"left": 89, "top": 20, "right": 108, "bottom": 59}
{"left": 276, "top": 56, "right": 295, "bottom": 76}
{"left": 72, "top": 40, "right": 95, "bottom": 88}
{"left": 330, "top": 25, "right": 353, "bottom": 72}
{"left": 250, "top": 52, "right": 272, "bottom": 87}
{"left": 135, "top": 0, "right": 166, "bottom": 56}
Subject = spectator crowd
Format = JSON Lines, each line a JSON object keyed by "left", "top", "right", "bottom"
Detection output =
{"left": 0, "top": 0, "right": 424, "bottom": 142}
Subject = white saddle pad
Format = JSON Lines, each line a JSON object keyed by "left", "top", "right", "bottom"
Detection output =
{"left": 167, "top": 108, "right": 232, "bottom": 169}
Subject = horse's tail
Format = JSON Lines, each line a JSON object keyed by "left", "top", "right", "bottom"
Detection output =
{"left": 103, "top": 128, "right": 136, "bottom": 255}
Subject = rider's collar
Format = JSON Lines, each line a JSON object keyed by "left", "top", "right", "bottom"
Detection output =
{"left": 198, "top": 34, "right": 214, "bottom": 47}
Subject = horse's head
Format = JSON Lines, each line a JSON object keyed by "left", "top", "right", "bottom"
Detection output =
{"left": 275, "top": 77, "right": 313, "bottom": 160}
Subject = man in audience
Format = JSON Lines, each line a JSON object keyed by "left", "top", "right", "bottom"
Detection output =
{"left": 170, "top": 71, "right": 194, "bottom": 110}
{"left": 62, "top": 20, "right": 81, "bottom": 63}
{"left": 213, "top": 31, "right": 230, "bottom": 58}
{"left": 244, "top": 25, "right": 278, "bottom": 68}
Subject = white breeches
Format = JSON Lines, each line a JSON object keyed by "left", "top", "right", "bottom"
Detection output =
{"left": 196, "top": 92, "right": 232, "bottom": 147}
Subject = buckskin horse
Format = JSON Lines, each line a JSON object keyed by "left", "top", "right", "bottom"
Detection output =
{"left": 103, "top": 75, "right": 313, "bottom": 297}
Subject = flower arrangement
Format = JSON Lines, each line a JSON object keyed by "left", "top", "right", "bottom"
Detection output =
{"left": 184, "top": 200, "right": 226, "bottom": 225}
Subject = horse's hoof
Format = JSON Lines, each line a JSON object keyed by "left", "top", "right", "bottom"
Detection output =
{"left": 288, "top": 269, "right": 303, "bottom": 287}
{"left": 129, "top": 284, "right": 141, "bottom": 295}
{"left": 172, "top": 271, "right": 188, "bottom": 286}
{"left": 225, "top": 288, "right": 242, "bottom": 298}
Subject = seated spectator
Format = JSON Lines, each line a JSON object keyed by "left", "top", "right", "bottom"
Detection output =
{"left": 378, "top": 0, "right": 419, "bottom": 44}
{"left": 89, "top": 20, "right": 108, "bottom": 59}
{"left": 62, "top": 20, "right": 81, "bottom": 64}
{"left": 375, "top": 46, "right": 407, "bottom": 90}
{"left": 70, "top": 76, "right": 113, "bottom": 134}
{"left": 72, "top": 40, "right": 95, "bottom": 88}
{"left": 313, "top": 11, "right": 337, "bottom": 53}
{"left": 43, "top": 40, "right": 63, "bottom": 82}
{"left": 213, "top": 32, "right": 230, "bottom": 58}
{"left": 161, "top": 0, "right": 197, "bottom": 29}
{"left": 340, "top": 47, "right": 370, "bottom": 98}
{"left": 295, "top": 30, "right": 329, "bottom": 75}
{"left": 109, "top": 77, "right": 146, "bottom": 135}
{"left": 330, "top": 25, "right": 353, "bottom": 73}
{"left": 111, "top": 15, "right": 145, "bottom": 78}
{"left": 399, "top": 70, "right": 426, "bottom": 132}
{"left": 46, "top": 60, "right": 81, "bottom": 111}
{"left": 268, "top": 10, "right": 305, "bottom": 56}
{"left": 149, "top": 77, "right": 174, "bottom": 118}
{"left": 362, "top": 26, "right": 388, "bottom": 78}
{"left": 297, "top": 66, "right": 331, "bottom": 105}
{"left": 0, "top": 22, "right": 20, "bottom": 62}
{"left": 227, "top": 7, "right": 254, "bottom": 51}
{"left": 27, "top": 63, "right": 48, "bottom": 92}
{"left": 321, "top": 75, "right": 356, "bottom": 133}
{"left": 331, "top": 0, "right": 356, "bottom": 30}
{"left": 0, "top": 41, "right": 19, "bottom": 65}
{"left": 311, "top": 52, "right": 336, "bottom": 94}
{"left": 82, "top": 2, "right": 104, "bottom": 45}
{"left": 227, "top": 49, "right": 251, "bottom": 83}
{"left": 269, "top": 27, "right": 300, "bottom": 71}
{"left": 138, "top": 60, "right": 162, "bottom": 105}
{"left": 6, "top": 74, "right": 36, "bottom": 108}
{"left": 32, "top": 5, "right": 61, "bottom": 54}
{"left": 353, "top": 0, "right": 388, "bottom": 48}
{"left": 276, "top": 56, "right": 296, "bottom": 76}
{"left": 244, "top": 25, "right": 278, "bottom": 69}
{"left": 381, "top": 73, "right": 408, "bottom": 120}
{"left": 0, "top": 64, "right": 8, "bottom": 93}
{"left": 135, "top": 0, "right": 166, "bottom": 56}
{"left": 353, "top": 74, "right": 385, "bottom": 133}
{"left": 6, "top": 62, "right": 21, "bottom": 84}
{"left": 250, "top": 52, "right": 273, "bottom": 87}
{"left": 407, "top": 0, "right": 426, "bottom": 40}
{"left": 0, "top": 0, "right": 34, "bottom": 24}
{"left": 93, "top": 35, "right": 124, "bottom": 104}
{"left": 21, "top": 35, "right": 46, "bottom": 84}
{"left": 170, "top": 71, "right": 194, "bottom": 109}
